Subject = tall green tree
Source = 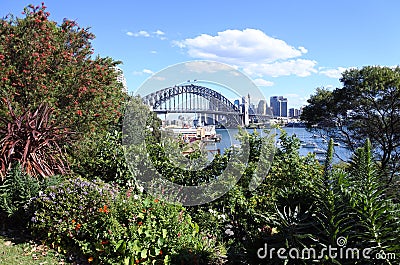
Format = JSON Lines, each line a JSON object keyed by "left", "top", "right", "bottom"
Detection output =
{"left": 0, "top": 3, "right": 126, "bottom": 137}
{"left": 301, "top": 66, "right": 400, "bottom": 182}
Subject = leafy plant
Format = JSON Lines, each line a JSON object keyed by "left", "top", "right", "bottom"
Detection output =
{"left": 0, "top": 99, "right": 72, "bottom": 180}
{"left": 345, "top": 140, "right": 400, "bottom": 263}
{"left": 70, "top": 130, "right": 130, "bottom": 183}
{"left": 29, "top": 176, "right": 219, "bottom": 264}
{"left": 0, "top": 165, "right": 39, "bottom": 217}
{"left": 29, "top": 176, "right": 119, "bottom": 263}
{"left": 110, "top": 193, "right": 219, "bottom": 265}
{"left": 0, "top": 3, "right": 126, "bottom": 136}
{"left": 0, "top": 164, "right": 63, "bottom": 228}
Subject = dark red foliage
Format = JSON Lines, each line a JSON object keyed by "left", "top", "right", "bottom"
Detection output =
{"left": 0, "top": 99, "right": 73, "bottom": 180}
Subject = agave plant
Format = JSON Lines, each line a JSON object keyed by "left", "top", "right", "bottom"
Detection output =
{"left": 0, "top": 99, "right": 73, "bottom": 180}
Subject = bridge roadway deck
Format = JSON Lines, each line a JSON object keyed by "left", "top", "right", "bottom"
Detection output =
{"left": 153, "top": 109, "right": 241, "bottom": 115}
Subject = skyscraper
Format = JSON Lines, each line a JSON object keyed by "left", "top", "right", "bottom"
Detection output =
{"left": 270, "top": 96, "right": 288, "bottom": 117}
{"left": 257, "top": 100, "right": 266, "bottom": 115}
{"left": 114, "top": 66, "right": 128, "bottom": 94}
{"left": 280, "top": 97, "right": 288, "bottom": 117}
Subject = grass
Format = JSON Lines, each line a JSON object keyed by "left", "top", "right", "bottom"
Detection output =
{"left": 0, "top": 233, "right": 65, "bottom": 265}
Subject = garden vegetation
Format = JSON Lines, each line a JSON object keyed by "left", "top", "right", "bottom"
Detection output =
{"left": 0, "top": 4, "right": 399, "bottom": 265}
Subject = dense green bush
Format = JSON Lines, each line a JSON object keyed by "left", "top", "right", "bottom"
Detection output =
{"left": 30, "top": 176, "right": 118, "bottom": 262}
{"left": 0, "top": 4, "right": 126, "bottom": 136}
{"left": 30, "top": 176, "right": 220, "bottom": 264}
{"left": 0, "top": 165, "right": 62, "bottom": 228}
{"left": 110, "top": 192, "right": 220, "bottom": 265}
{"left": 69, "top": 130, "right": 130, "bottom": 183}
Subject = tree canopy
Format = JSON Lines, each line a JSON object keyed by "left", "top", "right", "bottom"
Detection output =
{"left": 301, "top": 66, "right": 400, "bottom": 182}
{"left": 0, "top": 3, "right": 126, "bottom": 136}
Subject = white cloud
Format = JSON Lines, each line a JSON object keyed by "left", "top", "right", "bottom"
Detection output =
{"left": 150, "top": 50, "right": 157, "bottom": 54}
{"left": 154, "top": 30, "right": 165, "bottom": 36}
{"left": 253, "top": 78, "right": 274, "bottom": 87}
{"left": 180, "top": 29, "right": 305, "bottom": 64}
{"left": 298, "top": 46, "right": 308, "bottom": 54}
{"left": 244, "top": 59, "right": 318, "bottom": 77}
{"left": 137, "top": 30, "right": 150, "bottom": 37}
{"left": 176, "top": 28, "right": 316, "bottom": 77}
{"left": 319, "top": 67, "right": 352, "bottom": 78}
{"left": 283, "top": 93, "right": 308, "bottom": 108}
{"left": 172, "top": 40, "right": 186, "bottom": 48}
{"left": 126, "top": 30, "right": 150, "bottom": 37}
{"left": 132, "top": 69, "right": 155, "bottom": 75}
{"left": 143, "top": 69, "right": 154, "bottom": 75}
{"left": 127, "top": 30, "right": 166, "bottom": 39}
{"left": 184, "top": 61, "right": 238, "bottom": 73}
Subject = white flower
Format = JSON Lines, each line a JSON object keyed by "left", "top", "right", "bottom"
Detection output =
{"left": 217, "top": 214, "right": 226, "bottom": 221}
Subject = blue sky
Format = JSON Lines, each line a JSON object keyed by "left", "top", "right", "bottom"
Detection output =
{"left": 2, "top": 0, "right": 400, "bottom": 108}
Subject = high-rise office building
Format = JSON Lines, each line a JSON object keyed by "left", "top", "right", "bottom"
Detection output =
{"left": 280, "top": 97, "right": 288, "bottom": 117}
{"left": 270, "top": 96, "right": 288, "bottom": 117}
{"left": 257, "top": 100, "right": 266, "bottom": 115}
{"left": 114, "top": 67, "right": 128, "bottom": 94}
{"left": 289, "top": 108, "right": 300, "bottom": 118}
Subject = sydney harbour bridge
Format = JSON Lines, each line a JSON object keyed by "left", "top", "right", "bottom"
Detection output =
{"left": 142, "top": 84, "right": 272, "bottom": 127}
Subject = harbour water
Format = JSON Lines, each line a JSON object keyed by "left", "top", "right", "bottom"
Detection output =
{"left": 210, "top": 127, "right": 352, "bottom": 163}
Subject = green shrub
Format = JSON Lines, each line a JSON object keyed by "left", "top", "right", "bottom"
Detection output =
{"left": 30, "top": 177, "right": 219, "bottom": 264}
{"left": 0, "top": 165, "right": 40, "bottom": 227}
{"left": 0, "top": 165, "right": 62, "bottom": 228}
{"left": 69, "top": 130, "right": 130, "bottom": 184}
{"left": 109, "top": 192, "right": 219, "bottom": 265}
{"left": 29, "top": 176, "right": 118, "bottom": 261}
{"left": 0, "top": 4, "right": 126, "bottom": 137}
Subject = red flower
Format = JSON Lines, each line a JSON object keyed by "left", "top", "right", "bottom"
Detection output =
{"left": 76, "top": 110, "right": 82, "bottom": 116}
{"left": 98, "top": 205, "right": 109, "bottom": 213}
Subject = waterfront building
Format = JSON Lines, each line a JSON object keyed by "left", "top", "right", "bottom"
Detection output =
{"left": 257, "top": 100, "right": 266, "bottom": 115}
{"left": 289, "top": 108, "right": 300, "bottom": 118}
{"left": 270, "top": 96, "right": 288, "bottom": 117}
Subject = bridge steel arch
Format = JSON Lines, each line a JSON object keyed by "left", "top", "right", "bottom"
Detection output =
{"left": 142, "top": 84, "right": 240, "bottom": 113}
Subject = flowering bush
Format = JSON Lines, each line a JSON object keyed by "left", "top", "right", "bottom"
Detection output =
{"left": 30, "top": 177, "right": 219, "bottom": 264}
{"left": 29, "top": 176, "right": 119, "bottom": 261}
{"left": 106, "top": 192, "right": 220, "bottom": 265}
{"left": 0, "top": 4, "right": 126, "bottom": 136}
